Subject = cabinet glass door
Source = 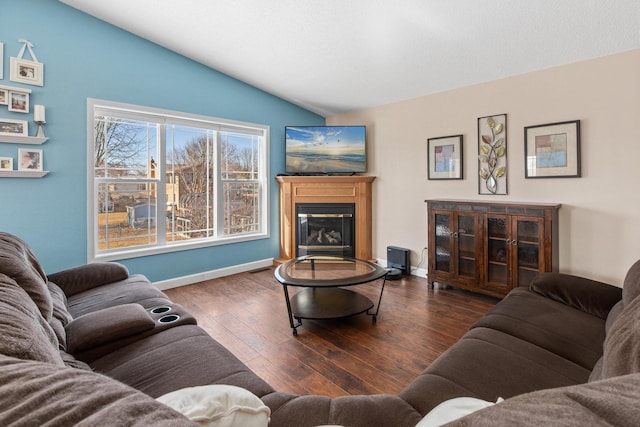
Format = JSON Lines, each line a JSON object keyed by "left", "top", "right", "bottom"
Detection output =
{"left": 516, "top": 218, "right": 542, "bottom": 287}
{"left": 486, "top": 216, "right": 508, "bottom": 286}
{"left": 456, "top": 214, "right": 476, "bottom": 279}
{"left": 434, "top": 213, "right": 451, "bottom": 273}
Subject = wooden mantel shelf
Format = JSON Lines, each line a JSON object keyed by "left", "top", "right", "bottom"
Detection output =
{"left": 275, "top": 175, "right": 376, "bottom": 265}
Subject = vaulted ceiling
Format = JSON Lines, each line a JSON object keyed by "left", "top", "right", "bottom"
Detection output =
{"left": 60, "top": 0, "right": 640, "bottom": 117}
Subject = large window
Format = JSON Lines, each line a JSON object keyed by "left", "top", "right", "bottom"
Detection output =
{"left": 88, "top": 99, "right": 269, "bottom": 261}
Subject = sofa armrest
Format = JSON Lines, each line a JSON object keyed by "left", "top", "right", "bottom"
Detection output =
{"left": 65, "top": 303, "right": 155, "bottom": 354}
{"left": 529, "top": 273, "right": 622, "bottom": 319}
{"left": 47, "top": 262, "right": 129, "bottom": 297}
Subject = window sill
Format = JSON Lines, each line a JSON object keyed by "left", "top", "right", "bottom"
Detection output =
{"left": 91, "top": 231, "right": 269, "bottom": 263}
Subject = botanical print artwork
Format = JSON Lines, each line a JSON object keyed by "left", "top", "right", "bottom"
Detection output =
{"left": 535, "top": 133, "right": 567, "bottom": 168}
{"left": 478, "top": 114, "right": 507, "bottom": 195}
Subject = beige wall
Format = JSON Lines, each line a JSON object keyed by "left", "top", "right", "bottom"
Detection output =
{"left": 328, "top": 49, "right": 640, "bottom": 286}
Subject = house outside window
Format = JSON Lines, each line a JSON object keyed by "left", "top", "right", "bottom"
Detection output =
{"left": 87, "top": 99, "right": 269, "bottom": 261}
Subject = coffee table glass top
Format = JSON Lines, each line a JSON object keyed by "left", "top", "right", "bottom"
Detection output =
{"left": 275, "top": 255, "right": 387, "bottom": 287}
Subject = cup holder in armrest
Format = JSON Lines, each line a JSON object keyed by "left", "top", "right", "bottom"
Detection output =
{"left": 158, "top": 314, "right": 181, "bottom": 324}
{"left": 147, "top": 303, "right": 196, "bottom": 328}
{"left": 150, "top": 306, "right": 172, "bottom": 314}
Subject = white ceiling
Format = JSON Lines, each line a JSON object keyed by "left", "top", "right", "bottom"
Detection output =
{"left": 60, "top": 0, "right": 639, "bottom": 117}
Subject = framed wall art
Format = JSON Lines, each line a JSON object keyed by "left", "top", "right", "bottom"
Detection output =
{"left": 8, "top": 91, "right": 29, "bottom": 113}
{"left": 18, "top": 148, "right": 42, "bottom": 171}
{"left": 0, "top": 42, "right": 3, "bottom": 79}
{"left": 427, "top": 134, "right": 463, "bottom": 180}
{"left": 478, "top": 113, "right": 507, "bottom": 195}
{"left": 0, "top": 157, "right": 13, "bottom": 170}
{"left": 0, "top": 118, "right": 28, "bottom": 136}
{"left": 524, "top": 120, "right": 581, "bottom": 178}
{"left": 10, "top": 57, "right": 43, "bottom": 87}
{"left": 0, "top": 88, "right": 7, "bottom": 105}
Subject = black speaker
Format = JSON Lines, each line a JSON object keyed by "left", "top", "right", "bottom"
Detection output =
{"left": 387, "top": 246, "right": 410, "bottom": 277}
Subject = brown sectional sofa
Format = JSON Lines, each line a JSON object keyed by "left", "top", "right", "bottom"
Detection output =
{"left": 1, "top": 230, "right": 639, "bottom": 426}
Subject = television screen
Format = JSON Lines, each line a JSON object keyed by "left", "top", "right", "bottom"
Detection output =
{"left": 285, "top": 125, "right": 366, "bottom": 174}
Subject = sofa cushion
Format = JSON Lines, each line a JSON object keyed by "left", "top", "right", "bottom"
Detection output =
{"left": 0, "top": 354, "right": 195, "bottom": 426}
{"left": 0, "top": 274, "right": 63, "bottom": 366}
{"left": 622, "top": 259, "right": 640, "bottom": 305}
{"left": 529, "top": 272, "right": 621, "bottom": 319}
{"left": 47, "top": 262, "right": 130, "bottom": 297}
{"left": 601, "top": 294, "right": 640, "bottom": 379}
{"left": 89, "top": 324, "right": 276, "bottom": 399}
{"left": 262, "top": 392, "right": 422, "bottom": 427}
{"left": 399, "top": 327, "right": 590, "bottom": 415}
{"left": 65, "top": 303, "right": 156, "bottom": 353}
{"left": 59, "top": 350, "right": 93, "bottom": 371}
{"left": 157, "top": 384, "right": 270, "bottom": 427}
{"left": 47, "top": 281, "right": 73, "bottom": 350}
{"left": 0, "top": 232, "right": 52, "bottom": 320}
{"left": 529, "top": 272, "right": 622, "bottom": 319}
{"left": 66, "top": 274, "right": 171, "bottom": 318}
{"left": 472, "top": 288, "right": 606, "bottom": 370}
{"left": 446, "top": 373, "right": 640, "bottom": 426}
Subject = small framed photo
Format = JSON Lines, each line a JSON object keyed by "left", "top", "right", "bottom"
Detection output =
{"left": 0, "top": 118, "right": 28, "bottom": 136}
{"left": 10, "top": 57, "right": 44, "bottom": 87}
{"left": 0, "top": 42, "right": 3, "bottom": 79}
{"left": 428, "top": 134, "right": 463, "bottom": 180}
{"left": 8, "top": 91, "right": 29, "bottom": 113}
{"left": 525, "top": 120, "right": 581, "bottom": 178}
{"left": 0, "top": 88, "right": 7, "bottom": 105}
{"left": 18, "top": 148, "right": 42, "bottom": 171}
{"left": 0, "top": 157, "right": 13, "bottom": 171}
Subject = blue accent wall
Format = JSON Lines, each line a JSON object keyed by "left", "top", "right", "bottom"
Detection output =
{"left": 0, "top": 0, "right": 324, "bottom": 281}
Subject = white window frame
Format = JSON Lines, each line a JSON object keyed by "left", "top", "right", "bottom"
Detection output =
{"left": 87, "top": 98, "right": 269, "bottom": 262}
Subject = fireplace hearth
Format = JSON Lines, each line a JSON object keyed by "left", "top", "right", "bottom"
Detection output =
{"left": 296, "top": 203, "right": 355, "bottom": 257}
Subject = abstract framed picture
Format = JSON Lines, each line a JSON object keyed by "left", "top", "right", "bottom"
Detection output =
{"left": 524, "top": 120, "right": 581, "bottom": 178}
{"left": 478, "top": 113, "right": 507, "bottom": 195}
{"left": 18, "top": 148, "right": 42, "bottom": 171}
{"left": 428, "top": 134, "right": 463, "bottom": 180}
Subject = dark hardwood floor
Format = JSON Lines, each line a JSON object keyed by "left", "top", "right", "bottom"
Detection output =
{"left": 164, "top": 267, "right": 498, "bottom": 398}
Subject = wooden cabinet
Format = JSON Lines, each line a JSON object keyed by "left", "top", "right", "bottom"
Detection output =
{"left": 426, "top": 199, "right": 560, "bottom": 298}
{"left": 430, "top": 210, "right": 482, "bottom": 286}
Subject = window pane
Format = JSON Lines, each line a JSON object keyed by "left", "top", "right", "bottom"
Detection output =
{"left": 221, "top": 133, "right": 259, "bottom": 180}
{"left": 94, "top": 116, "right": 159, "bottom": 178}
{"left": 166, "top": 125, "right": 214, "bottom": 241}
{"left": 223, "top": 181, "right": 260, "bottom": 235}
{"left": 97, "top": 182, "right": 157, "bottom": 250}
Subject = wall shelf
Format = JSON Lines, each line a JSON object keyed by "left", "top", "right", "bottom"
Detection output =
{"left": 0, "top": 170, "right": 49, "bottom": 178}
{"left": 0, "top": 135, "right": 49, "bottom": 145}
{"left": 0, "top": 84, "right": 32, "bottom": 94}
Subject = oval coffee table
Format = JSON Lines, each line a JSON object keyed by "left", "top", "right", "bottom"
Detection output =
{"left": 274, "top": 255, "right": 388, "bottom": 335}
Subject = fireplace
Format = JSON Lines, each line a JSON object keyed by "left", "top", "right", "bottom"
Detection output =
{"left": 275, "top": 175, "right": 375, "bottom": 264}
{"left": 296, "top": 203, "right": 355, "bottom": 257}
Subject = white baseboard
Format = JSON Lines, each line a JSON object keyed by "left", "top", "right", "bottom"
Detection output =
{"left": 153, "top": 258, "right": 274, "bottom": 290}
{"left": 156, "top": 257, "right": 426, "bottom": 290}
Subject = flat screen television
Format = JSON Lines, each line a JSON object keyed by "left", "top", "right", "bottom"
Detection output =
{"left": 285, "top": 125, "right": 366, "bottom": 174}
